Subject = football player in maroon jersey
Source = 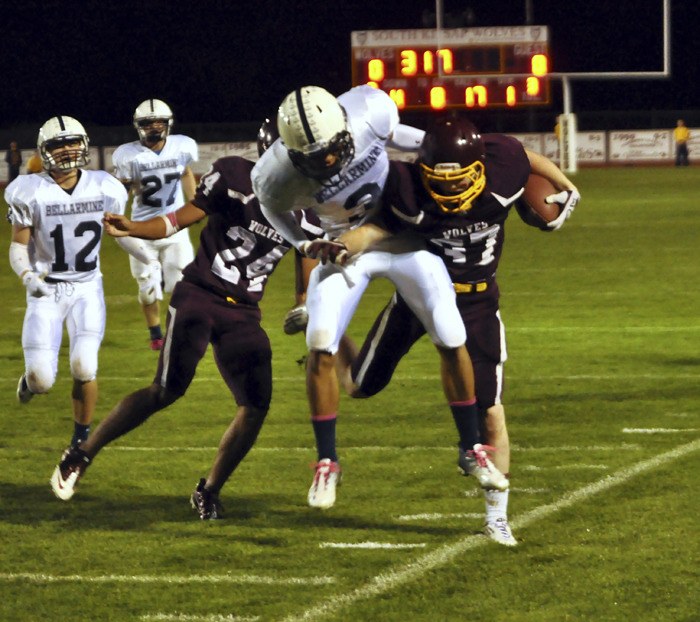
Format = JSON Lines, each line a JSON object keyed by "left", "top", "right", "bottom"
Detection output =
{"left": 50, "top": 122, "right": 321, "bottom": 519}
{"left": 336, "top": 116, "right": 579, "bottom": 545}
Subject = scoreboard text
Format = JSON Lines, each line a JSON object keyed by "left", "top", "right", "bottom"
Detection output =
{"left": 351, "top": 26, "right": 551, "bottom": 110}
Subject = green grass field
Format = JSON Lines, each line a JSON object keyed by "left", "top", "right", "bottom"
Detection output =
{"left": 1, "top": 167, "right": 699, "bottom": 622}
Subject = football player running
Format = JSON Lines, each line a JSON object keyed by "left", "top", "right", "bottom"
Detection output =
{"left": 49, "top": 122, "right": 322, "bottom": 518}
{"left": 6, "top": 116, "right": 157, "bottom": 450}
{"left": 336, "top": 116, "right": 580, "bottom": 545}
{"left": 252, "top": 85, "right": 507, "bottom": 510}
{"left": 112, "top": 99, "right": 199, "bottom": 351}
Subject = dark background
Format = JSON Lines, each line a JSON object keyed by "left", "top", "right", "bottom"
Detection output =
{"left": 1, "top": 0, "right": 694, "bottom": 144}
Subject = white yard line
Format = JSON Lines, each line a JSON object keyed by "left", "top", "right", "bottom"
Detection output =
{"left": 521, "top": 464, "right": 609, "bottom": 471}
{"left": 141, "top": 615, "right": 259, "bottom": 622}
{"left": 281, "top": 438, "right": 700, "bottom": 622}
{"left": 397, "top": 512, "right": 483, "bottom": 521}
{"left": 0, "top": 573, "right": 334, "bottom": 586}
{"left": 3, "top": 372, "right": 699, "bottom": 383}
{"left": 623, "top": 428, "right": 699, "bottom": 434}
{"left": 319, "top": 542, "right": 426, "bottom": 550}
{"left": 0, "top": 444, "right": 643, "bottom": 455}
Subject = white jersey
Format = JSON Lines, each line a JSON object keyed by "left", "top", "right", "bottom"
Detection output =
{"left": 5, "top": 171, "right": 127, "bottom": 283}
{"left": 252, "top": 85, "right": 399, "bottom": 239}
{"left": 112, "top": 134, "right": 198, "bottom": 221}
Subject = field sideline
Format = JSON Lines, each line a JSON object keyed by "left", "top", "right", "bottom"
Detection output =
{"left": 0, "top": 166, "right": 699, "bottom": 621}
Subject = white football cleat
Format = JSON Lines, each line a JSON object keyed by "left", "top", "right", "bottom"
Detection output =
{"left": 50, "top": 446, "right": 91, "bottom": 501}
{"left": 308, "top": 458, "right": 341, "bottom": 509}
{"left": 484, "top": 518, "right": 518, "bottom": 547}
{"left": 458, "top": 444, "right": 509, "bottom": 491}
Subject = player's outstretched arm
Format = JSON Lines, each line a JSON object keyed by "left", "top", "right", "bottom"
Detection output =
{"left": 104, "top": 202, "right": 206, "bottom": 240}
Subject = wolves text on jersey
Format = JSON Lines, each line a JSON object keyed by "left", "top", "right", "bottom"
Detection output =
{"left": 249, "top": 219, "right": 285, "bottom": 244}
{"left": 439, "top": 221, "right": 491, "bottom": 239}
{"left": 314, "top": 145, "right": 384, "bottom": 203}
{"left": 45, "top": 199, "right": 104, "bottom": 217}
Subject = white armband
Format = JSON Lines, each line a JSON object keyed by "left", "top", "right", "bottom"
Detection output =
{"left": 159, "top": 212, "right": 180, "bottom": 237}
{"left": 9, "top": 241, "right": 32, "bottom": 279}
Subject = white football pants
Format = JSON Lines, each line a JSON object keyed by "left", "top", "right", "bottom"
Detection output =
{"left": 22, "top": 278, "right": 106, "bottom": 393}
{"left": 129, "top": 228, "right": 194, "bottom": 296}
{"left": 305, "top": 241, "right": 466, "bottom": 354}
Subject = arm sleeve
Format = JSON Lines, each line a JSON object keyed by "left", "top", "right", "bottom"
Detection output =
{"left": 387, "top": 124, "right": 425, "bottom": 151}
{"left": 114, "top": 236, "right": 156, "bottom": 264}
{"left": 260, "top": 203, "right": 312, "bottom": 250}
{"left": 9, "top": 241, "right": 32, "bottom": 277}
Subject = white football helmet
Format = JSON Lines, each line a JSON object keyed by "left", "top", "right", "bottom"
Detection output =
{"left": 37, "top": 116, "right": 90, "bottom": 171}
{"left": 277, "top": 86, "right": 354, "bottom": 181}
{"left": 133, "top": 98, "right": 174, "bottom": 145}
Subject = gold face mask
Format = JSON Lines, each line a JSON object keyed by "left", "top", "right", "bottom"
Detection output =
{"left": 420, "top": 160, "right": 486, "bottom": 213}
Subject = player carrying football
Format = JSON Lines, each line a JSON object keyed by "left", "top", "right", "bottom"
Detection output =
{"left": 336, "top": 116, "right": 579, "bottom": 545}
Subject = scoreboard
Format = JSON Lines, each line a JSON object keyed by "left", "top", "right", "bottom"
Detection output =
{"left": 351, "top": 26, "right": 551, "bottom": 110}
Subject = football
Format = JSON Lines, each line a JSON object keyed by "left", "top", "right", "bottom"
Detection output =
{"left": 514, "top": 174, "right": 561, "bottom": 231}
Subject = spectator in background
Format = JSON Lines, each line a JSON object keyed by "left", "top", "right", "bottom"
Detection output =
{"left": 5, "top": 141, "right": 22, "bottom": 181}
{"left": 674, "top": 119, "right": 690, "bottom": 166}
{"left": 26, "top": 150, "right": 42, "bottom": 174}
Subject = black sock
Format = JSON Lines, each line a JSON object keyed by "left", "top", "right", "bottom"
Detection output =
{"left": 450, "top": 399, "right": 480, "bottom": 450}
{"left": 311, "top": 414, "right": 338, "bottom": 462}
{"left": 71, "top": 423, "right": 90, "bottom": 447}
{"left": 149, "top": 325, "right": 163, "bottom": 340}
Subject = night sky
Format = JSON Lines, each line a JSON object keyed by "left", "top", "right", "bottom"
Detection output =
{"left": 1, "top": 0, "right": 694, "bottom": 129}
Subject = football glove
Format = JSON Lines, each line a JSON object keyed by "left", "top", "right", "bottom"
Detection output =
{"left": 299, "top": 240, "right": 348, "bottom": 265}
{"left": 545, "top": 189, "right": 580, "bottom": 231}
{"left": 140, "top": 261, "right": 163, "bottom": 302}
{"left": 22, "top": 271, "right": 52, "bottom": 298}
{"left": 283, "top": 304, "right": 309, "bottom": 335}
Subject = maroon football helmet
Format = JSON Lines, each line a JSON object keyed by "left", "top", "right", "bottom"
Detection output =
{"left": 257, "top": 118, "right": 279, "bottom": 157}
{"left": 418, "top": 117, "right": 486, "bottom": 213}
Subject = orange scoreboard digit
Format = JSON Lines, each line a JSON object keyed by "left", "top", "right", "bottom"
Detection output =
{"left": 351, "top": 26, "right": 551, "bottom": 110}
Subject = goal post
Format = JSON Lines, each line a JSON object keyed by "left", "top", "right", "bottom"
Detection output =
{"left": 557, "top": 112, "right": 578, "bottom": 173}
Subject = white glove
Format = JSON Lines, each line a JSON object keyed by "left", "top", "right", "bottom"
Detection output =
{"left": 545, "top": 189, "right": 580, "bottom": 231}
{"left": 140, "top": 261, "right": 163, "bottom": 301}
{"left": 283, "top": 304, "right": 309, "bottom": 335}
{"left": 299, "top": 240, "right": 348, "bottom": 265}
{"left": 22, "top": 272, "right": 52, "bottom": 298}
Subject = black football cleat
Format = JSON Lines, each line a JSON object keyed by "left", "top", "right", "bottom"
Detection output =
{"left": 190, "top": 478, "right": 223, "bottom": 520}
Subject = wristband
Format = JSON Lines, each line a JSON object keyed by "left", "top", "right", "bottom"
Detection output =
{"left": 160, "top": 212, "right": 180, "bottom": 237}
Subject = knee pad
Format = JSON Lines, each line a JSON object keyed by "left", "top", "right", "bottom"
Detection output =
{"left": 430, "top": 309, "right": 467, "bottom": 350}
{"left": 137, "top": 280, "right": 159, "bottom": 305}
{"left": 70, "top": 337, "right": 100, "bottom": 382}
{"left": 26, "top": 364, "right": 56, "bottom": 394}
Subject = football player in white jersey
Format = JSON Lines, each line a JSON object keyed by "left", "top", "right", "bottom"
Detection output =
{"left": 6, "top": 116, "right": 157, "bottom": 449}
{"left": 112, "top": 99, "right": 199, "bottom": 350}
{"left": 252, "top": 85, "right": 508, "bottom": 509}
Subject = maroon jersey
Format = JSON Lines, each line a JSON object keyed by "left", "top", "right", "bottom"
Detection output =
{"left": 382, "top": 134, "right": 530, "bottom": 287}
{"left": 184, "top": 156, "right": 319, "bottom": 305}
{"left": 352, "top": 135, "right": 529, "bottom": 408}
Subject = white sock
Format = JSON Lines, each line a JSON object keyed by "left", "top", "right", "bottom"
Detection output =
{"left": 484, "top": 489, "right": 509, "bottom": 523}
